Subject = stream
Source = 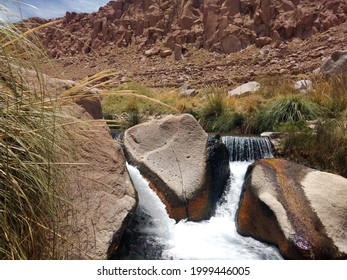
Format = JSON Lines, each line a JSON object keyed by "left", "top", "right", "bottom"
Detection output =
{"left": 114, "top": 136, "right": 282, "bottom": 260}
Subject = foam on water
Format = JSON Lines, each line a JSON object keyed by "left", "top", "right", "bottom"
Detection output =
{"left": 126, "top": 162, "right": 282, "bottom": 260}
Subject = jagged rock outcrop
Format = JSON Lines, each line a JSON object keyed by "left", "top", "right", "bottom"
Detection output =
{"left": 31, "top": 0, "right": 347, "bottom": 57}
{"left": 60, "top": 104, "right": 137, "bottom": 259}
{"left": 124, "top": 114, "right": 229, "bottom": 221}
{"left": 237, "top": 158, "right": 347, "bottom": 259}
{"left": 322, "top": 50, "right": 347, "bottom": 76}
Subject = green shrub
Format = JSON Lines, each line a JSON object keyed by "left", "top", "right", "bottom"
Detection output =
{"left": 324, "top": 75, "right": 347, "bottom": 117}
{"left": 123, "top": 98, "right": 141, "bottom": 128}
{"left": 274, "top": 119, "right": 309, "bottom": 132}
{"left": 102, "top": 86, "right": 177, "bottom": 119}
{"left": 116, "top": 82, "right": 153, "bottom": 96}
{"left": 256, "top": 95, "right": 321, "bottom": 132}
{"left": 201, "top": 111, "right": 244, "bottom": 133}
{"left": 200, "top": 87, "right": 227, "bottom": 120}
{"left": 123, "top": 111, "right": 141, "bottom": 129}
{"left": 283, "top": 120, "right": 347, "bottom": 177}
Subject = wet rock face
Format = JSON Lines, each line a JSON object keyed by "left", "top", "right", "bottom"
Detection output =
{"left": 124, "top": 114, "right": 210, "bottom": 221}
{"left": 124, "top": 114, "right": 229, "bottom": 221}
{"left": 237, "top": 158, "right": 347, "bottom": 259}
{"left": 206, "top": 136, "right": 230, "bottom": 211}
{"left": 33, "top": 0, "right": 347, "bottom": 57}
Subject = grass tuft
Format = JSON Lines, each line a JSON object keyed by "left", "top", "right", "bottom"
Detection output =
{"left": 0, "top": 4, "right": 77, "bottom": 259}
{"left": 255, "top": 95, "right": 321, "bottom": 132}
{"left": 283, "top": 119, "right": 347, "bottom": 177}
{"left": 198, "top": 86, "right": 244, "bottom": 132}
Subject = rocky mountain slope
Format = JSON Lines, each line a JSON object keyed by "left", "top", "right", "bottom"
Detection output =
{"left": 26, "top": 0, "right": 347, "bottom": 87}
{"left": 34, "top": 0, "right": 347, "bottom": 56}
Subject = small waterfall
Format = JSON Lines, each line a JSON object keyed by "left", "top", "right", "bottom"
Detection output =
{"left": 112, "top": 164, "right": 176, "bottom": 260}
{"left": 114, "top": 135, "right": 280, "bottom": 260}
{"left": 222, "top": 136, "right": 273, "bottom": 161}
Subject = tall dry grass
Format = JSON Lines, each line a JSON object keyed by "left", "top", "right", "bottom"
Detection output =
{"left": 0, "top": 3, "right": 78, "bottom": 259}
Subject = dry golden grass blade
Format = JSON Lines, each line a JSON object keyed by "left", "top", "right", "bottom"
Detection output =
{"left": 102, "top": 89, "right": 179, "bottom": 112}
{"left": 59, "top": 70, "right": 117, "bottom": 98}
{"left": 1, "top": 9, "right": 78, "bottom": 259}
{"left": 23, "top": 217, "right": 95, "bottom": 260}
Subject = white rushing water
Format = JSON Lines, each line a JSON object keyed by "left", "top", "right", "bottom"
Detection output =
{"left": 126, "top": 162, "right": 282, "bottom": 260}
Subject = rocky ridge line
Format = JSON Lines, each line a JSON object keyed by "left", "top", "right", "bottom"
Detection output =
{"left": 32, "top": 0, "right": 347, "bottom": 58}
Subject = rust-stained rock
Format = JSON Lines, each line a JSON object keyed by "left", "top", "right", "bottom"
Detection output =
{"left": 124, "top": 114, "right": 229, "bottom": 221}
{"left": 237, "top": 158, "right": 347, "bottom": 259}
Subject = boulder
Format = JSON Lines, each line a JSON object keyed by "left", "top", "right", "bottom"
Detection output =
{"left": 294, "top": 79, "right": 313, "bottom": 93}
{"left": 144, "top": 47, "right": 161, "bottom": 57}
{"left": 260, "top": 132, "right": 289, "bottom": 155}
{"left": 8, "top": 65, "right": 103, "bottom": 119}
{"left": 60, "top": 104, "right": 137, "bottom": 259}
{"left": 160, "top": 49, "right": 173, "bottom": 58}
{"left": 255, "top": 37, "right": 272, "bottom": 48}
{"left": 174, "top": 44, "right": 183, "bottom": 60}
{"left": 75, "top": 95, "right": 103, "bottom": 119}
{"left": 124, "top": 114, "right": 229, "bottom": 221}
{"left": 221, "top": 34, "right": 242, "bottom": 54}
{"left": 237, "top": 158, "right": 347, "bottom": 259}
{"left": 179, "top": 83, "right": 197, "bottom": 96}
{"left": 228, "top": 81, "right": 260, "bottom": 97}
{"left": 65, "top": 11, "right": 77, "bottom": 24}
{"left": 321, "top": 50, "right": 347, "bottom": 76}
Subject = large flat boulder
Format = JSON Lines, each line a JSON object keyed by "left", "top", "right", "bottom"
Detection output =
{"left": 59, "top": 104, "right": 137, "bottom": 259}
{"left": 124, "top": 114, "right": 229, "bottom": 221}
{"left": 321, "top": 50, "right": 347, "bottom": 76}
{"left": 237, "top": 158, "right": 347, "bottom": 259}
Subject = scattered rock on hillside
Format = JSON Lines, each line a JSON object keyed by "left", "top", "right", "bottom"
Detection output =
{"left": 174, "top": 44, "right": 183, "bottom": 61}
{"left": 237, "top": 158, "right": 347, "bottom": 259}
{"left": 321, "top": 50, "right": 347, "bottom": 76}
{"left": 228, "top": 81, "right": 260, "bottom": 97}
{"left": 144, "top": 47, "right": 161, "bottom": 57}
{"left": 255, "top": 37, "right": 272, "bottom": 48}
{"left": 294, "top": 79, "right": 313, "bottom": 93}
{"left": 160, "top": 49, "right": 173, "bottom": 58}
{"left": 180, "top": 83, "right": 197, "bottom": 97}
{"left": 124, "top": 114, "right": 229, "bottom": 221}
{"left": 60, "top": 104, "right": 137, "bottom": 259}
{"left": 32, "top": 0, "right": 347, "bottom": 57}
{"left": 23, "top": 1, "right": 347, "bottom": 88}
